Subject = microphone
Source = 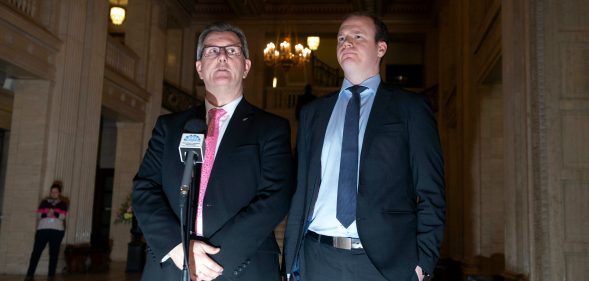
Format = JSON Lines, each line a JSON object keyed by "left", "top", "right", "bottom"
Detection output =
{"left": 178, "top": 119, "right": 206, "bottom": 163}
{"left": 178, "top": 118, "right": 206, "bottom": 195}
{"left": 177, "top": 118, "right": 206, "bottom": 281}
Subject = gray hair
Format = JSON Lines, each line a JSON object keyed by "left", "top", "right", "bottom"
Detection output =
{"left": 196, "top": 22, "right": 250, "bottom": 60}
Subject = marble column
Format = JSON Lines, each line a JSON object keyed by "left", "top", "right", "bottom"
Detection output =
{"left": 503, "top": 0, "right": 589, "bottom": 280}
{"left": 48, "top": 0, "right": 108, "bottom": 245}
{"left": 502, "top": 0, "right": 533, "bottom": 278}
{"left": 181, "top": 26, "right": 198, "bottom": 94}
{"left": 109, "top": 122, "right": 144, "bottom": 261}
{"left": 0, "top": 80, "right": 52, "bottom": 273}
{"left": 125, "top": 0, "right": 167, "bottom": 146}
{"left": 239, "top": 24, "right": 267, "bottom": 109}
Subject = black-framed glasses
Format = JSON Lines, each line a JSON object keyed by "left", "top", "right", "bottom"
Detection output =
{"left": 202, "top": 45, "right": 243, "bottom": 58}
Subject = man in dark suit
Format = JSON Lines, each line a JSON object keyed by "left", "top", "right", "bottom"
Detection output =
{"left": 133, "top": 22, "right": 294, "bottom": 281}
{"left": 284, "top": 12, "right": 445, "bottom": 281}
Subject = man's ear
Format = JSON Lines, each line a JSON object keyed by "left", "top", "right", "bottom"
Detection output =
{"left": 195, "top": 61, "right": 203, "bottom": 79}
{"left": 243, "top": 59, "right": 252, "bottom": 79}
{"left": 377, "top": 41, "right": 387, "bottom": 58}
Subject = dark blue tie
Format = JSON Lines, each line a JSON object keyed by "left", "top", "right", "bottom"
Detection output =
{"left": 336, "top": 85, "right": 366, "bottom": 228}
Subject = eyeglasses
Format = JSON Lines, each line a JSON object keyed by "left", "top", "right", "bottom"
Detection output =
{"left": 202, "top": 45, "right": 243, "bottom": 58}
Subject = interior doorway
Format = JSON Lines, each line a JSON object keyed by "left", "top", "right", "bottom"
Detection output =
{"left": 91, "top": 117, "right": 117, "bottom": 253}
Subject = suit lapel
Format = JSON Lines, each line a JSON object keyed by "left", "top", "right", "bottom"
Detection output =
{"left": 207, "top": 99, "right": 254, "bottom": 183}
{"left": 215, "top": 99, "right": 254, "bottom": 159}
{"left": 192, "top": 105, "right": 206, "bottom": 173}
{"left": 308, "top": 95, "right": 338, "bottom": 167}
{"left": 360, "top": 84, "right": 393, "bottom": 166}
{"left": 194, "top": 105, "right": 206, "bottom": 121}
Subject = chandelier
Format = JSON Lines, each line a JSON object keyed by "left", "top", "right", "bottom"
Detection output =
{"left": 263, "top": 35, "right": 312, "bottom": 71}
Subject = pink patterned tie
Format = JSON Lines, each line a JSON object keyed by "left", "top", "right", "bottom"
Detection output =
{"left": 195, "top": 108, "right": 226, "bottom": 236}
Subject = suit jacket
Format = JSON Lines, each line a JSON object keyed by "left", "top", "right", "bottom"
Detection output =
{"left": 133, "top": 99, "right": 294, "bottom": 281}
{"left": 284, "top": 83, "right": 445, "bottom": 281}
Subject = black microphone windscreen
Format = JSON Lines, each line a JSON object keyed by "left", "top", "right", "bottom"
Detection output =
{"left": 184, "top": 118, "right": 207, "bottom": 133}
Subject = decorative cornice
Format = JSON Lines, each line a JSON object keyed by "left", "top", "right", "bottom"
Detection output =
{"left": 227, "top": 0, "right": 264, "bottom": 17}
{"left": 264, "top": 4, "right": 356, "bottom": 15}
{"left": 194, "top": 3, "right": 233, "bottom": 15}
{"left": 192, "top": 0, "right": 434, "bottom": 21}
{"left": 386, "top": 3, "right": 432, "bottom": 15}
{"left": 0, "top": 5, "right": 61, "bottom": 80}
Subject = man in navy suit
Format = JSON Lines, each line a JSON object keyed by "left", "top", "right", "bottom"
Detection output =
{"left": 133, "top": 22, "right": 294, "bottom": 281}
{"left": 284, "top": 12, "right": 445, "bottom": 281}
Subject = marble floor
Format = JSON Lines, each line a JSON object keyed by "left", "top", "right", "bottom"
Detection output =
{"left": 0, "top": 262, "right": 140, "bottom": 281}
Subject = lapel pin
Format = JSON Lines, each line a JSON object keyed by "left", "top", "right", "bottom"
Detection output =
{"left": 242, "top": 117, "right": 249, "bottom": 121}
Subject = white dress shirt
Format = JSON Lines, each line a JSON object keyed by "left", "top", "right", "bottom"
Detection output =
{"left": 204, "top": 96, "right": 242, "bottom": 156}
{"left": 308, "top": 75, "right": 380, "bottom": 238}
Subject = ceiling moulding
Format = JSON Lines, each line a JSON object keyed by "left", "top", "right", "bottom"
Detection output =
{"left": 194, "top": 3, "right": 234, "bottom": 17}
{"left": 263, "top": 4, "right": 355, "bottom": 16}
{"left": 190, "top": 0, "right": 436, "bottom": 23}
{"left": 386, "top": 2, "right": 432, "bottom": 15}
{"left": 174, "top": 0, "right": 196, "bottom": 14}
{"left": 227, "top": 0, "right": 264, "bottom": 16}
{"left": 162, "top": 0, "right": 193, "bottom": 26}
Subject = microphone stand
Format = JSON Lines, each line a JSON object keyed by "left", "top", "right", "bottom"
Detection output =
{"left": 179, "top": 150, "right": 196, "bottom": 281}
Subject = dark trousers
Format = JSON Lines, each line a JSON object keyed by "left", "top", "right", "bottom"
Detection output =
{"left": 300, "top": 234, "right": 388, "bottom": 281}
{"left": 26, "top": 229, "right": 65, "bottom": 277}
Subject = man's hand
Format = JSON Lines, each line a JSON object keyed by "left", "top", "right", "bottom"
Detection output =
{"left": 190, "top": 240, "right": 223, "bottom": 281}
{"left": 168, "top": 243, "right": 186, "bottom": 270}
{"left": 415, "top": 265, "right": 425, "bottom": 281}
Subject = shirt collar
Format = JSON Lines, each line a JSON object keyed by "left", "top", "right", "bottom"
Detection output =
{"left": 340, "top": 74, "right": 381, "bottom": 95}
{"left": 204, "top": 95, "right": 242, "bottom": 122}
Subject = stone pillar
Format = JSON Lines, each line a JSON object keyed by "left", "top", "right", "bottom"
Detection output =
{"left": 436, "top": 0, "right": 465, "bottom": 262}
{"left": 502, "top": 0, "right": 533, "bottom": 278}
{"left": 533, "top": 0, "right": 588, "bottom": 280}
{"left": 48, "top": 0, "right": 108, "bottom": 245}
{"left": 503, "top": 0, "right": 589, "bottom": 280}
{"left": 240, "top": 24, "right": 266, "bottom": 109}
{"left": 0, "top": 80, "right": 52, "bottom": 273}
{"left": 125, "top": 0, "right": 167, "bottom": 146}
{"left": 458, "top": 0, "right": 482, "bottom": 272}
{"left": 110, "top": 0, "right": 169, "bottom": 263}
{"left": 165, "top": 28, "right": 183, "bottom": 86}
{"left": 109, "top": 122, "right": 144, "bottom": 261}
{"left": 478, "top": 84, "right": 504, "bottom": 257}
{"left": 125, "top": 0, "right": 150, "bottom": 89}
{"left": 181, "top": 26, "right": 198, "bottom": 93}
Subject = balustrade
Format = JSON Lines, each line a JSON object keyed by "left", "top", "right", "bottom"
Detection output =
{"left": 5, "top": 0, "right": 36, "bottom": 18}
{"left": 311, "top": 56, "right": 342, "bottom": 87}
{"left": 265, "top": 86, "right": 338, "bottom": 110}
{"left": 105, "top": 37, "right": 139, "bottom": 82}
{"left": 162, "top": 81, "right": 198, "bottom": 113}
{"left": 3, "top": 0, "right": 57, "bottom": 32}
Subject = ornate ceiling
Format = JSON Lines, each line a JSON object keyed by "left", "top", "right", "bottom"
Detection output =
{"left": 183, "top": 0, "right": 437, "bottom": 23}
